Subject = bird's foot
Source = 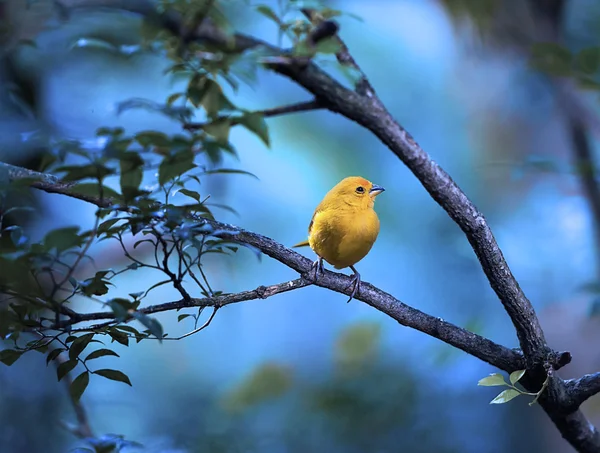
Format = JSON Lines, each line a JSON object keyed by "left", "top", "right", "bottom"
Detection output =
{"left": 346, "top": 268, "right": 361, "bottom": 303}
{"left": 309, "top": 257, "right": 324, "bottom": 282}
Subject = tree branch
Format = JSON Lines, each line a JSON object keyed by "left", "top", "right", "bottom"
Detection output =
{"left": 183, "top": 99, "right": 323, "bottom": 131}
{"left": 6, "top": 161, "right": 527, "bottom": 372}
{"left": 564, "top": 372, "right": 600, "bottom": 409}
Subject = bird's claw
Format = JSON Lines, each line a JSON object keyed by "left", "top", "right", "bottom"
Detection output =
{"left": 309, "top": 257, "right": 324, "bottom": 282}
{"left": 346, "top": 271, "right": 361, "bottom": 303}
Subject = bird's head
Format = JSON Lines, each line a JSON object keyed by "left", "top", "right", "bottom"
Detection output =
{"left": 327, "top": 176, "right": 385, "bottom": 210}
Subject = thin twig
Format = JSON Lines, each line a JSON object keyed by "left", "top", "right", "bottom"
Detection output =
{"left": 183, "top": 99, "right": 322, "bottom": 130}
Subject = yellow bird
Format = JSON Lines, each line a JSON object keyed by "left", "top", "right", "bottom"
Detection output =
{"left": 293, "top": 176, "right": 385, "bottom": 302}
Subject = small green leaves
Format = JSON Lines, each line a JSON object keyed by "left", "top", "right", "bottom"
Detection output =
{"left": 0, "top": 349, "right": 23, "bottom": 366}
{"left": 478, "top": 369, "right": 549, "bottom": 406}
{"left": 477, "top": 373, "right": 507, "bottom": 387}
{"left": 94, "top": 369, "right": 132, "bottom": 386}
{"left": 70, "top": 371, "right": 90, "bottom": 402}
{"left": 490, "top": 389, "right": 521, "bottom": 405}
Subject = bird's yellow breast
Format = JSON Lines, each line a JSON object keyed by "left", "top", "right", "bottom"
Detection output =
{"left": 308, "top": 207, "right": 380, "bottom": 269}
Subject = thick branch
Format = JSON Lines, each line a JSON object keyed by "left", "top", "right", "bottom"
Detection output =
{"left": 564, "top": 372, "right": 600, "bottom": 409}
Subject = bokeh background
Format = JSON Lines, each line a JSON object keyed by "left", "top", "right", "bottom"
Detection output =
{"left": 2, "top": 0, "right": 600, "bottom": 452}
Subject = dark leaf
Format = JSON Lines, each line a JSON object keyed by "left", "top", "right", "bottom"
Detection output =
{"left": 85, "top": 348, "right": 120, "bottom": 361}
{"left": 158, "top": 149, "right": 196, "bottom": 185}
{"left": 119, "top": 152, "right": 144, "bottom": 202}
{"left": 70, "top": 371, "right": 90, "bottom": 402}
{"left": 46, "top": 348, "right": 65, "bottom": 366}
{"left": 0, "top": 349, "right": 23, "bottom": 366}
{"left": 94, "top": 368, "right": 132, "bottom": 386}
{"left": 178, "top": 314, "right": 192, "bottom": 322}
{"left": 57, "top": 359, "right": 78, "bottom": 381}
{"left": 108, "top": 329, "right": 129, "bottom": 346}
{"left": 44, "top": 227, "right": 83, "bottom": 252}
{"left": 69, "top": 333, "right": 95, "bottom": 361}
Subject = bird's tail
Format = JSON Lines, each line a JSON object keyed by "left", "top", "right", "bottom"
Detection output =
{"left": 292, "top": 240, "right": 310, "bottom": 248}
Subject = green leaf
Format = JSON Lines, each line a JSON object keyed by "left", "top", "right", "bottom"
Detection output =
{"left": 575, "top": 47, "right": 600, "bottom": 75}
{"left": 85, "top": 348, "right": 120, "bottom": 361}
{"left": 477, "top": 373, "right": 507, "bottom": 387}
{"left": 0, "top": 349, "right": 23, "bottom": 366}
{"left": 256, "top": 5, "right": 281, "bottom": 24}
{"left": 201, "top": 79, "right": 234, "bottom": 118}
{"left": 132, "top": 312, "right": 164, "bottom": 341}
{"left": 46, "top": 348, "right": 65, "bottom": 366}
{"left": 203, "top": 118, "right": 231, "bottom": 145}
{"left": 81, "top": 271, "right": 113, "bottom": 297}
{"left": 135, "top": 131, "right": 171, "bottom": 148}
{"left": 158, "top": 149, "right": 196, "bottom": 185}
{"left": 70, "top": 371, "right": 90, "bottom": 402}
{"left": 56, "top": 359, "right": 78, "bottom": 381}
{"left": 530, "top": 42, "right": 572, "bottom": 76}
{"left": 238, "top": 112, "right": 270, "bottom": 146}
{"left": 108, "top": 329, "right": 129, "bottom": 346}
{"left": 94, "top": 368, "right": 132, "bottom": 386}
{"left": 119, "top": 152, "right": 144, "bottom": 202}
{"left": 509, "top": 369, "right": 526, "bottom": 385}
{"left": 178, "top": 188, "right": 201, "bottom": 202}
{"left": 69, "top": 333, "right": 95, "bottom": 361}
{"left": 315, "top": 37, "right": 341, "bottom": 54}
{"left": 178, "top": 314, "right": 192, "bottom": 322}
{"left": 490, "top": 389, "right": 521, "bottom": 404}
{"left": 44, "top": 227, "right": 82, "bottom": 252}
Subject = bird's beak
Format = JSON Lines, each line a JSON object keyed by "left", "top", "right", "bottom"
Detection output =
{"left": 369, "top": 184, "right": 385, "bottom": 197}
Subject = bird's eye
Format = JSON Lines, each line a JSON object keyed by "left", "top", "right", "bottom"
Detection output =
{"left": 355, "top": 186, "right": 365, "bottom": 193}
